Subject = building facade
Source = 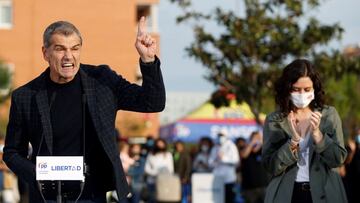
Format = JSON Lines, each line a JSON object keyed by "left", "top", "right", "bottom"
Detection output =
{"left": 0, "top": 0, "right": 161, "bottom": 137}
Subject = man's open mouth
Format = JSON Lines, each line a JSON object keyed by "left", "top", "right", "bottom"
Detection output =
{"left": 62, "top": 63, "right": 74, "bottom": 68}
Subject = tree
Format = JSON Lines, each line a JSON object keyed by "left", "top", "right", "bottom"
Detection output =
{"left": 0, "top": 61, "right": 12, "bottom": 138}
{"left": 170, "top": 0, "right": 360, "bottom": 127}
{"left": 0, "top": 61, "right": 12, "bottom": 103}
{"left": 323, "top": 73, "right": 360, "bottom": 137}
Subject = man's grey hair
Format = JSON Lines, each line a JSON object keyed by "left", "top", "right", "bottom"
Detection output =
{"left": 43, "top": 21, "right": 82, "bottom": 48}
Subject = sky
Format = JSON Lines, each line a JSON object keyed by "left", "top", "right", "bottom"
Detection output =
{"left": 158, "top": 0, "right": 360, "bottom": 93}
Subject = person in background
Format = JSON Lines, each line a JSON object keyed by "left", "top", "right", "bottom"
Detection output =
{"left": 341, "top": 130, "right": 360, "bottom": 203}
{"left": 0, "top": 137, "right": 20, "bottom": 203}
{"left": 119, "top": 141, "right": 135, "bottom": 182}
{"left": 116, "top": 140, "right": 135, "bottom": 203}
{"left": 193, "top": 137, "right": 213, "bottom": 173}
{"left": 235, "top": 137, "right": 247, "bottom": 184}
{"left": 239, "top": 131, "right": 269, "bottom": 203}
{"left": 262, "top": 59, "right": 347, "bottom": 203}
{"left": 173, "top": 141, "right": 192, "bottom": 203}
{"left": 144, "top": 138, "right": 174, "bottom": 203}
{"left": 235, "top": 137, "right": 247, "bottom": 154}
{"left": 209, "top": 132, "right": 240, "bottom": 203}
{"left": 144, "top": 136, "right": 155, "bottom": 155}
{"left": 127, "top": 144, "right": 146, "bottom": 203}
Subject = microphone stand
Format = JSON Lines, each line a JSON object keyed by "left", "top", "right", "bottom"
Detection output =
{"left": 57, "top": 180, "right": 62, "bottom": 203}
{"left": 55, "top": 94, "right": 87, "bottom": 203}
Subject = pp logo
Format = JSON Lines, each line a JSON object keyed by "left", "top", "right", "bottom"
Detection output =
{"left": 38, "top": 162, "right": 47, "bottom": 169}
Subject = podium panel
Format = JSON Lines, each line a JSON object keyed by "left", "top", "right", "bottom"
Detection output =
{"left": 192, "top": 173, "right": 224, "bottom": 203}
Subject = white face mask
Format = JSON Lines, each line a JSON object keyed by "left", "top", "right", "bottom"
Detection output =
{"left": 218, "top": 136, "right": 227, "bottom": 145}
{"left": 290, "top": 91, "right": 314, "bottom": 108}
{"left": 201, "top": 145, "right": 209, "bottom": 152}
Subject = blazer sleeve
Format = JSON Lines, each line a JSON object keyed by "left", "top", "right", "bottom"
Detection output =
{"left": 102, "top": 56, "right": 165, "bottom": 113}
{"left": 262, "top": 113, "right": 298, "bottom": 177}
{"left": 3, "top": 93, "right": 37, "bottom": 189}
{"left": 313, "top": 106, "right": 347, "bottom": 168}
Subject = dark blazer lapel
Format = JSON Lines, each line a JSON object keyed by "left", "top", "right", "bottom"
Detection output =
{"left": 35, "top": 71, "right": 53, "bottom": 154}
{"left": 278, "top": 117, "right": 293, "bottom": 140}
{"left": 79, "top": 67, "right": 101, "bottom": 136}
{"left": 79, "top": 66, "right": 116, "bottom": 161}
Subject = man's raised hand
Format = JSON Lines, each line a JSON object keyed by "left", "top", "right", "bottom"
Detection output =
{"left": 135, "top": 16, "right": 156, "bottom": 63}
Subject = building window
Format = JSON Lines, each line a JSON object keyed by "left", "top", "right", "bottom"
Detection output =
{"left": 136, "top": 4, "right": 158, "bottom": 33}
{"left": 0, "top": 0, "right": 12, "bottom": 29}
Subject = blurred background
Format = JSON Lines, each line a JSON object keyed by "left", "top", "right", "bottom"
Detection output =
{"left": 0, "top": 0, "right": 360, "bottom": 202}
{"left": 0, "top": 0, "right": 360, "bottom": 140}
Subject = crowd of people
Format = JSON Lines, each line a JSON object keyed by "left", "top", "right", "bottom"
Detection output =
{"left": 0, "top": 127, "right": 360, "bottom": 203}
{"left": 113, "top": 130, "right": 269, "bottom": 203}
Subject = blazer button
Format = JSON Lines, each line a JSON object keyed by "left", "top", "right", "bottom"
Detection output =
{"left": 320, "top": 195, "right": 325, "bottom": 200}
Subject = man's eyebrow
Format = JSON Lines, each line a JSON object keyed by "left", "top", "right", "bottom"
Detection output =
{"left": 72, "top": 44, "right": 81, "bottom": 48}
{"left": 54, "top": 44, "right": 66, "bottom": 48}
{"left": 53, "top": 44, "right": 81, "bottom": 48}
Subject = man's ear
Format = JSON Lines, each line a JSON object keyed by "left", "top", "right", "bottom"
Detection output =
{"left": 42, "top": 46, "right": 49, "bottom": 62}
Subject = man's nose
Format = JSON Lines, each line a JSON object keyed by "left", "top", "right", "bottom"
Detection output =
{"left": 64, "top": 49, "right": 72, "bottom": 59}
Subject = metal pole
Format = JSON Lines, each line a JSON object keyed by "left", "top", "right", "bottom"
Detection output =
{"left": 56, "top": 180, "right": 62, "bottom": 203}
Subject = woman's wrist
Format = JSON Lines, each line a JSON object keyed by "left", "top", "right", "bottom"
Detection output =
{"left": 289, "top": 139, "right": 299, "bottom": 157}
{"left": 290, "top": 137, "right": 300, "bottom": 146}
{"left": 290, "top": 140, "right": 299, "bottom": 149}
{"left": 313, "top": 130, "right": 324, "bottom": 144}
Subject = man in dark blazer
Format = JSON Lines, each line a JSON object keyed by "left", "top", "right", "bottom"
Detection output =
{"left": 3, "top": 16, "right": 165, "bottom": 203}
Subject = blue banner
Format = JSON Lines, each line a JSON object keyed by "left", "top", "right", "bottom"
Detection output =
{"left": 160, "top": 121, "right": 262, "bottom": 143}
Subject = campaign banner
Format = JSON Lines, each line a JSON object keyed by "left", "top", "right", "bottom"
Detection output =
{"left": 160, "top": 119, "right": 262, "bottom": 142}
{"left": 36, "top": 156, "right": 84, "bottom": 181}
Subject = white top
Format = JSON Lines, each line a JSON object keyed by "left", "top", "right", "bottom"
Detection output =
{"left": 295, "top": 132, "right": 311, "bottom": 182}
{"left": 144, "top": 152, "right": 174, "bottom": 184}
{"left": 208, "top": 139, "right": 240, "bottom": 183}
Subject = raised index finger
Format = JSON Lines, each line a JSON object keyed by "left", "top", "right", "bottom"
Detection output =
{"left": 137, "top": 16, "right": 146, "bottom": 36}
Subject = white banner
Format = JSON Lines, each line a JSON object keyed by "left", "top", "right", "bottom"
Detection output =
{"left": 36, "top": 156, "right": 84, "bottom": 181}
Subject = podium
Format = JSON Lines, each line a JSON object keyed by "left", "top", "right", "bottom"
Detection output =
{"left": 36, "top": 156, "right": 85, "bottom": 203}
{"left": 191, "top": 173, "right": 224, "bottom": 203}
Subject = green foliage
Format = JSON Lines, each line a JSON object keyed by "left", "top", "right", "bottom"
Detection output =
{"left": 0, "top": 61, "right": 12, "bottom": 103}
{"left": 324, "top": 73, "right": 360, "bottom": 138}
{"left": 314, "top": 51, "right": 360, "bottom": 137}
{"left": 170, "top": 0, "right": 360, "bottom": 128}
{"left": 0, "top": 61, "right": 12, "bottom": 136}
